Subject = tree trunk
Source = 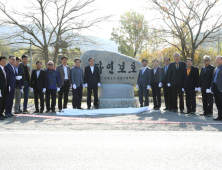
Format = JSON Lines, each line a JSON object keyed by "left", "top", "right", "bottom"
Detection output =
{"left": 43, "top": 46, "right": 49, "bottom": 68}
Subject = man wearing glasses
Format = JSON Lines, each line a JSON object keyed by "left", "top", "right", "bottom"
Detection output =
{"left": 4, "top": 56, "right": 17, "bottom": 118}
{"left": 198, "top": 56, "right": 215, "bottom": 117}
{"left": 45, "top": 61, "right": 60, "bottom": 113}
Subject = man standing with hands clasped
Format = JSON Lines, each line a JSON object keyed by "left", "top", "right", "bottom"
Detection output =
{"left": 198, "top": 56, "right": 215, "bottom": 117}
{"left": 0, "top": 56, "right": 7, "bottom": 120}
{"left": 13, "top": 57, "right": 24, "bottom": 114}
{"left": 5, "top": 56, "right": 17, "bottom": 118}
{"left": 71, "top": 58, "right": 84, "bottom": 109}
{"left": 84, "top": 57, "right": 100, "bottom": 109}
{"left": 137, "top": 59, "right": 151, "bottom": 107}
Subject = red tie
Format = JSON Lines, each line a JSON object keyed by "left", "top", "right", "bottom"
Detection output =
{"left": 3, "top": 67, "right": 7, "bottom": 85}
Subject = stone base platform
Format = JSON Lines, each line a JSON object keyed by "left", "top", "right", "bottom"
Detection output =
{"left": 99, "top": 98, "right": 140, "bottom": 108}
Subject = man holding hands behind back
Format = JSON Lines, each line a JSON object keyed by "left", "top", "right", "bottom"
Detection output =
{"left": 136, "top": 59, "right": 151, "bottom": 107}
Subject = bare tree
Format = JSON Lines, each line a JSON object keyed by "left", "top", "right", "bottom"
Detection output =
{"left": 147, "top": 0, "right": 222, "bottom": 61}
{"left": 0, "top": 0, "right": 111, "bottom": 66}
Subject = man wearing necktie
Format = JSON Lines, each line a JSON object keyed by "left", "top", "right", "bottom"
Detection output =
{"left": 4, "top": 56, "right": 17, "bottom": 118}
{"left": 0, "top": 56, "right": 7, "bottom": 120}
{"left": 136, "top": 59, "right": 151, "bottom": 107}
{"left": 211, "top": 56, "right": 222, "bottom": 121}
{"left": 13, "top": 57, "right": 24, "bottom": 114}
{"left": 198, "top": 56, "right": 215, "bottom": 117}
{"left": 167, "top": 53, "right": 186, "bottom": 113}
{"left": 162, "top": 57, "right": 172, "bottom": 111}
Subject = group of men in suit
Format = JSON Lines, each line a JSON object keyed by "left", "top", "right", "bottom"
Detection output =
{"left": 137, "top": 53, "right": 222, "bottom": 121}
{"left": 0, "top": 55, "right": 100, "bottom": 120}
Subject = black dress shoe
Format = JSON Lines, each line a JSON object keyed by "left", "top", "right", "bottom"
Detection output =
{"left": 77, "top": 107, "right": 84, "bottom": 110}
{"left": 185, "top": 111, "right": 191, "bottom": 114}
{"left": 40, "top": 110, "right": 44, "bottom": 113}
{"left": 87, "top": 106, "right": 91, "bottom": 110}
{"left": 140, "top": 105, "right": 143, "bottom": 107}
{"left": 207, "top": 114, "right": 213, "bottom": 117}
{"left": 19, "top": 110, "right": 23, "bottom": 113}
{"left": 33, "top": 110, "right": 39, "bottom": 113}
{"left": 163, "top": 108, "right": 169, "bottom": 111}
{"left": 58, "top": 110, "right": 62, "bottom": 112}
{"left": 0, "top": 116, "right": 4, "bottom": 120}
{"left": 5, "top": 113, "right": 11, "bottom": 118}
{"left": 180, "top": 110, "right": 185, "bottom": 113}
{"left": 45, "top": 110, "right": 50, "bottom": 113}
{"left": 51, "top": 110, "right": 56, "bottom": 113}
{"left": 14, "top": 112, "right": 19, "bottom": 114}
{"left": 190, "top": 112, "right": 196, "bottom": 115}
{"left": 213, "top": 117, "right": 222, "bottom": 121}
{"left": 172, "top": 109, "right": 178, "bottom": 112}
{"left": 23, "top": 110, "right": 29, "bottom": 114}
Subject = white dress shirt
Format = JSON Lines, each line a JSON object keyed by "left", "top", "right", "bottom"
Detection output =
{"left": 36, "top": 69, "right": 41, "bottom": 78}
{"left": 63, "top": 65, "right": 68, "bottom": 79}
{"left": 154, "top": 66, "right": 159, "bottom": 75}
{"left": 142, "top": 67, "right": 147, "bottom": 75}
{"left": 0, "top": 65, "right": 6, "bottom": 79}
{"left": 90, "top": 65, "right": 94, "bottom": 74}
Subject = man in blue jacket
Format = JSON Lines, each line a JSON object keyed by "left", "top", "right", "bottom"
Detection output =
{"left": 5, "top": 56, "right": 17, "bottom": 117}
{"left": 13, "top": 57, "right": 24, "bottom": 114}
{"left": 45, "top": 61, "right": 61, "bottom": 113}
{"left": 183, "top": 58, "right": 199, "bottom": 114}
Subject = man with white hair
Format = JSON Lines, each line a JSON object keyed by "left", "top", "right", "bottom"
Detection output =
{"left": 45, "top": 61, "right": 61, "bottom": 113}
{"left": 198, "top": 55, "right": 215, "bottom": 117}
{"left": 211, "top": 56, "right": 222, "bottom": 121}
{"left": 167, "top": 52, "right": 186, "bottom": 113}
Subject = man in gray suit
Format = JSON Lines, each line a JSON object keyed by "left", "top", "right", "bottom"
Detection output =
{"left": 211, "top": 56, "right": 222, "bottom": 121}
{"left": 56, "top": 56, "right": 71, "bottom": 112}
{"left": 137, "top": 59, "right": 151, "bottom": 107}
{"left": 70, "top": 58, "right": 84, "bottom": 109}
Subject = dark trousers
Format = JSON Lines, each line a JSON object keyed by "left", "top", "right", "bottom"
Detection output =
{"left": 213, "top": 84, "right": 222, "bottom": 118}
{"left": 21, "top": 82, "right": 29, "bottom": 111}
{"left": 72, "top": 85, "right": 83, "bottom": 108}
{"left": 87, "top": 84, "right": 98, "bottom": 107}
{"left": 139, "top": 86, "right": 149, "bottom": 106}
{"left": 5, "top": 89, "right": 15, "bottom": 114}
{"left": 163, "top": 84, "right": 172, "bottom": 109}
{"left": 58, "top": 80, "right": 70, "bottom": 110}
{"left": 185, "top": 89, "right": 196, "bottom": 112}
{"left": 34, "top": 89, "right": 44, "bottom": 111}
{"left": 0, "top": 90, "right": 6, "bottom": 116}
{"left": 171, "top": 85, "right": 184, "bottom": 110}
{"left": 202, "top": 90, "right": 213, "bottom": 115}
{"left": 151, "top": 83, "right": 161, "bottom": 108}
{"left": 46, "top": 89, "right": 56, "bottom": 111}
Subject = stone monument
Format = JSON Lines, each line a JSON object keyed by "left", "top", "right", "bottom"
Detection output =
{"left": 80, "top": 50, "right": 142, "bottom": 108}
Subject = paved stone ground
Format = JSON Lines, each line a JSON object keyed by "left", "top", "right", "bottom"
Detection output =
{"left": 1, "top": 100, "right": 222, "bottom": 131}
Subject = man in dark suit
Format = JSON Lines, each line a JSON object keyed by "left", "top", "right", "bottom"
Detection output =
{"left": 162, "top": 57, "right": 173, "bottom": 111}
{"left": 56, "top": 56, "right": 71, "bottom": 112}
{"left": 211, "top": 56, "right": 222, "bottom": 121}
{"left": 137, "top": 59, "right": 151, "bottom": 107}
{"left": 198, "top": 56, "right": 215, "bottom": 117}
{"left": 151, "top": 59, "right": 162, "bottom": 110}
{"left": 5, "top": 56, "right": 17, "bottom": 118}
{"left": 71, "top": 58, "right": 84, "bottom": 109}
{"left": 0, "top": 56, "right": 7, "bottom": 120}
{"left": 84, "top": 57, "right": 101, "bottom": 109}
{"left": 19, "top": 55, "right": 31, "bottom": 114}
{"left": 31, "top": 61, "right": 46, "bottom": 113}
{"left": 183, "top": 58, "right": 199, "bottom": 114}
{"left": 13, "top": 57, "right": 24, "bottom": 114}
{"left": 168, "top": 53, "right": 186, "bottom": 113}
